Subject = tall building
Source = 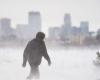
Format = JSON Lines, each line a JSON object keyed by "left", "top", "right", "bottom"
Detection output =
{"left": 0, "top": 18, "right": 13, "bottom": 36}
{"left": 64, "top": 13, "right": 72, "bottom": 27}
{"left": 15, "top": 11, "right": 42, "bottom": 40}
{"left": 80, "top": 21, "right": 89, "bottom": 34}
{"left": 28, "top": 11, "right": 41, "bottom": 32}
{"left": 0, "top": 18, "right": 10, "bottom": 32}
{"left": 60, "top": 13, "right": 72, "bottom": 39}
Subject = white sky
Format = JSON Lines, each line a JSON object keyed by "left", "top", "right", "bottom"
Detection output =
{"left": 0, "top": 0, "right": 100, "bottom": 33}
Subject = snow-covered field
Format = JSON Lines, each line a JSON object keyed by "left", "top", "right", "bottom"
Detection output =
{"left": 0, "top": 47, "right": 100, "bottom": 80}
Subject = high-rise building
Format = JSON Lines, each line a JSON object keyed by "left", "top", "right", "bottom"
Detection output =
{"left": 0, "top": 18, "right": 11, "bottom": 32}
{"left": 27, "top": 11, "right": 42, "bottom": 39}
{"left": 0, "top": 18, "right": 13, "bottom": 36}
{"left": 80, "top": 21, "right": 89, "bottom": 34}
{"left": 64, "top": 13, "right": 72, "bottom": 27}
{"left": 28, "top": 11, "right": 41, "bottom": 32}
{"left": 15, "top": 11, "right": 42, "bottom": 40}
{"left": 60, "top": 13, "right": 72, "bottom": 39}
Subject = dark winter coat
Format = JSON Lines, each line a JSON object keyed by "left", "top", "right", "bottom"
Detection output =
{"left": 23, "top": 38, "right": 50, "bottom": 67}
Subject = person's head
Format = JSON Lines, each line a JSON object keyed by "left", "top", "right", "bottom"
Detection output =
{"left": 36, "top": 32, "right": 45, "bottom": 40}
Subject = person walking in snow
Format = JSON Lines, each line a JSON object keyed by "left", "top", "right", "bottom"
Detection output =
{"left": 22, "top": 32, "right": 51, "bottom": 79}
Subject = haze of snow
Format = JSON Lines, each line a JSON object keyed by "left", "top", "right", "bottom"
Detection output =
{"left": 0, "top": 47, "right": 100, "bottom": 80}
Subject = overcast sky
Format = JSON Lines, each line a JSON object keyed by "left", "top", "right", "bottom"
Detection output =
{"left": 0, "top": 0, "right": 100, "bottom": 33}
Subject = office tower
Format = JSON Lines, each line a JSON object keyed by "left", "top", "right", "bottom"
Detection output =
{"left": 80, "top": 21, "right": 89, "bottom": 34}
{"left": 64, "top": 13, "right": 72, "bottom": 27}
{"left": 0, "top": 18, "right": 11, "bottom": 32}
{"left": 60, "top": 13, "right": 72, "bottom": 39}
{"left": 62, "top": 13, "right": 72, "bottom": 34}
{"left": 15, "top": 11, "right": 42, "bottom": 40}
{"left": 0, "top": 18, "right": 13, "bottom": 35}
{"left": 27, "top": 11, "right": 42, "bottom": 39}
{"left": 28, "top": 11, "right": 41, "bottom": 32}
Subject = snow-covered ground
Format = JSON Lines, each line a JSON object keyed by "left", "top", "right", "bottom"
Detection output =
{"left": 0, "top": 47, "right": 100, "bottom": 80}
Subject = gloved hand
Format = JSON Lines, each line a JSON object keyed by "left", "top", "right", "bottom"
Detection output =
{"left": 48, "top": 60, "right": 51, "bottom": 66}
{"left": 22, "top": 63, "right": 26, "bottom": 68}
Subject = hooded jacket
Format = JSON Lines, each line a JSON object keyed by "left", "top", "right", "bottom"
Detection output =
{"left": 23, "top": 38, "right": 50, "bottom": 66}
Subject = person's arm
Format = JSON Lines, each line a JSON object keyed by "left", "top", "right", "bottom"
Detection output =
{"left": 22, "top": 51, "right": 27, "bottom": 67}
{"left": 22, "top": 42, "right": 30, "bottom": 67}
{"left": 42, "top": 42, "right": 51, "bottom": 66}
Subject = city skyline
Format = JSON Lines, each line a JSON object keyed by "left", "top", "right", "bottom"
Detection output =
{"left": 0, "top": 11, "right": 42, "bottom": 40}
{"left": 0, "top": 11, "right": 99, "bottom": 45}
{"left": 0, "top": 0, "right": 100, "bottom": 34}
